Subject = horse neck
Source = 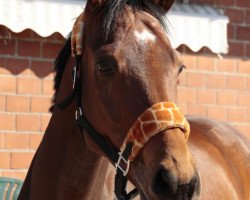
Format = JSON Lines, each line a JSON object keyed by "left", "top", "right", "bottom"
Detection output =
{"left": 52, "top": 107, "right": 112, "bottom": 199}
{"left": 51, "top": 56, "right": 113, "bottom": 199}
{"left": 20, "top": 56, "right": 114, "bottom": 200}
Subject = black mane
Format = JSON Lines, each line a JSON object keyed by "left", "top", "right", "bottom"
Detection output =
{"left": 50, "top": 0, "right": 168, "bottom": 112}
{"left": 49, "top": 34, "right": 71, "bottom": 112}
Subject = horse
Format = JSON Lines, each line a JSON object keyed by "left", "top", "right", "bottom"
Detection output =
{"left": 18, "top": 0, "right": 250, "bottom": 199}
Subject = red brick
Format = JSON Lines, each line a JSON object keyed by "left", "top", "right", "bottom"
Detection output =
{"left": 227, "top": 24, "right": 235, "bottom": 40}
{"left": 17, "top": 40, "right": 40, "bottom": 57}
{"left": 186, "top": 105, "right": 206, "bottom": 116}
{"left": 5, "top": 133, "right": 29, "bottom": 149}
{"left": 0, "top": 95, "right": 5, "bottom": 111}
{"left": 0, "top": 133, "right": 4, "bottom": 148}
{"left": 182, "top": 55, "right": 197, "bottom": 70}
{"left": 206, "top": 74, "right": 226, "bottom": 89}
{"left": 207, "top": 107, "right": 227, "bottom": 121}
{"left": 16, "top": 114, "right": 40, "bottom": 131}
{"left": 248, "top": 109, "right": 250, "bottom": 123}
{"left": 197, "top": 89, "right": 217, "bottom": 105}
{"left": 0, "top": 38, "right": 16, "bottom": 55}
{"left": 17, "top": 77, "right": 41, "bottom": 94}
{"left": 218, "top": 91, "right": 237, "bottom": 105}
{"left": 237, "top": 60, "right": 250, "bottom": 74}
{"left": 0, "top": 152, "right": 11, "bottom": 169}
{"left": 237, "top": 26, "right": 250, "bottom": 40}
{"left": 42, "top": 42, "right": 64, "bottom": 58}
{"left": 42, "top": 79, "right": 54, "bottom": 95}
{"left": 11, "top": 152, "right": 34, "bottom": 169}
{"left": 178, "top": 70, "right": 186, "bottom": 86}
{"left": 197, "top": 56, "right": 216, "bottom": 71}
{"left": 5, "top": 58, "right": 30, "bottom": 75}
{"left": 246, "top": 44, "right": 250, "bottom": 58}
{"left": 228, "top": 42, "right": 244, "bottom": 57}
{"left": 177, "top": 103, "right": 187, "bottom": 115}
{"left": 237, "top": 0, "right": 250, "bottom": 7}
{"left": 31, "top": 60, "right": 53, "bottom": 78}
{"left": 226, "top": 75, "right": 246, "bottom": 90}
{"left": 234, "top": 125, "right": 250, "bottom": 140}
{"left": 218, "top": 0, "right": 235, "bottom": 6}
{"left": 177, "top": 87, "right": 197, "bottom": 104}
{"left": 225, "top": 9, "right": 244, "bottom": 23}
{"left": 217, "top": 58, "right": 236, "bottom": 72}
{"left": 227, "top": 108, "right": 247, "bottom": 123}
{"left": 2, "top": 171, "right": 27, "bottom": 180}
{"left": 246, "top": 11, "right": 250, "bottom": 24}
{"left": 0, "top": 113, "right": 15, "bottom": 131}
{"left": 6, "top": 95, "right": 30, "bottom": 112}
{"left": 238, "top": 93, "right": 250, "bottom": 107}
{"left": 247, "top": 77, "right": 250, "bottom": 90}
{"left": 41, "top": 114, "right": 51, "bottom": 131}
{"left": 0, "top": 59, "right": 7, "bottom": 75}
{"left": 31, "top": 97, "right": 51, "bottom": 113}
{"left": 186, "top": 72, "right": 206, "bottom": 87}
{"left": 29, "top": 134, "right": 43, "bottom": 149}
{"left": 0, "top": 76, "right": 16, "bottom": 93}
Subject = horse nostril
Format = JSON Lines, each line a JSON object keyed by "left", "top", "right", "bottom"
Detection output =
{"left": 187, "top": 174, "right": 200, "bottom": 199}
{"left": 152, "top": 169, "right": 201, "bottom": 199}
{"left": 185, "top": 177, "right": 198, "bottom": 199}
{"left": 151, "top": 168, "right": 177, "bottom": 198}
{"left": 178, "top": 174, "right": 200, "bottom": 199}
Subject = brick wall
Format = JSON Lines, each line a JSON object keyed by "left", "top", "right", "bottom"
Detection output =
{"left": 0, "top": 26, "right": 64, "bottom": 179}
{"left": 177, "top": 55, "right": 250, "bottom": 140}
{"left": 175, "top": 0, "right": 250, "bottom": 140}
{"left": 0, "top": 0, "right": 250, "bottom": 181}
{"left": 191, "top": 0, "right": 250, "bottom": 58}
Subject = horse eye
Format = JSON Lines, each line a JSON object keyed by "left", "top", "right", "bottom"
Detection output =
{"left": 178, "top": 65, "right": 186, "bottom": 75}
{"left": 96, "top": 62, "right": 113, "bottom": 74}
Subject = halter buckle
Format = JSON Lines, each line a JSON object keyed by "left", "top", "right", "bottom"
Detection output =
{"left": 115, "top": 151, "right": 130, "bottom": 176}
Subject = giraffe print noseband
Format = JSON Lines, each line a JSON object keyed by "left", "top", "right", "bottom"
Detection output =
{"left": 121, "top": 102, "right": 190, "bottom": 162}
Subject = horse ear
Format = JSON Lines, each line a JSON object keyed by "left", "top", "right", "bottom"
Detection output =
{"left": 88, "top": 0, "right": 106, "bottom": 12}
{"left": 153, "top": 0, "right": 175, "bottom": 12}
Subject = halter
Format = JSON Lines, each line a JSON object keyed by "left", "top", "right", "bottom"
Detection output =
{"left": 57, "top": 12, "right": 190, "bottom": 200}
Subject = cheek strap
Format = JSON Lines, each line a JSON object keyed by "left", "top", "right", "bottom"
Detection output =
{"left": 121, "top": 102, "right": 190, "bottom": 162}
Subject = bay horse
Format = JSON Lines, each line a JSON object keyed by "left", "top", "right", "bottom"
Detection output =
{"left": 18, "top": 0, "right": 250, "bottom": 199}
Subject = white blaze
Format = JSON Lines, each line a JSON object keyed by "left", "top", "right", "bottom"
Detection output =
{"left": 134, "top": 30, "right": 156, "bottom": 43}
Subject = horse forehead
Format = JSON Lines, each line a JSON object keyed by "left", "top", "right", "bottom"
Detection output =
{"left": 133, "top": 29, "right": 156, "bottom": 44}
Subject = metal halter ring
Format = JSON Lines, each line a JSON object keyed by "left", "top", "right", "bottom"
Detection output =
{"left": 75, "top": 107, "right": 83, "bottom": 120}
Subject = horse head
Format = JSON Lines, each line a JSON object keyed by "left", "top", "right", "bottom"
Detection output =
{"left": 73, "top": 0, "right": 201, "bottom": 199}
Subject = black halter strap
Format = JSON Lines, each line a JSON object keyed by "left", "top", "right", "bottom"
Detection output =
{"left": 57, "top": 56, "right": 138, "bottom": 200}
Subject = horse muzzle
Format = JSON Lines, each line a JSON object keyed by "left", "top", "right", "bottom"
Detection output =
{"left": 151, "top": 167, "right": 201, "bottom": 200}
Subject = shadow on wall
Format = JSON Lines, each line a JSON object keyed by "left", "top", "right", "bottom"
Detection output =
{"left": 0, "top": 26, "right": 66, "bottom": 180}
{"left": 0, "top": 25, "right": 65, "bottom": 78}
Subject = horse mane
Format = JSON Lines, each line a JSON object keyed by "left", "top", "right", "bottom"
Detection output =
{"left": 50, "top": 34, "right": 71, "bottom": 112}
{"left": 50, "top": 0, "right": 168, "bottom": 112}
